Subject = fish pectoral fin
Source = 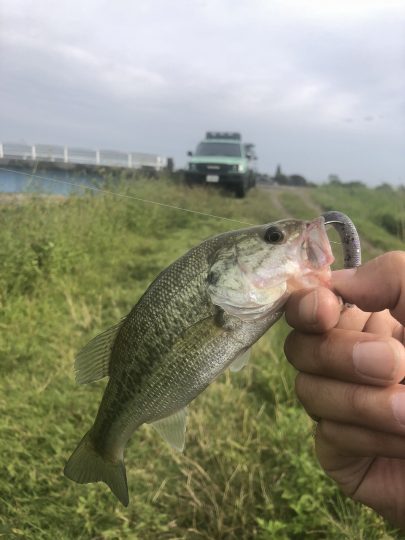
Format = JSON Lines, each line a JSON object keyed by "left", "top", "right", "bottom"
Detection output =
{"left": 149, "top": 407, "right": 188, "bottom": 452}
{"left": 74, "top": 317, "right": 126, "bottom": 384}
{"left": 229, "top": 348, "right": 251, "bottom": 372}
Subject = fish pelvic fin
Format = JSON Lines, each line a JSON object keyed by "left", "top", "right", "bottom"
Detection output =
{"left": 64, "top": 431, "right": 129, "bottom": 507}
{"left": 229, "top": 348, "right": 251, "bottom": 372}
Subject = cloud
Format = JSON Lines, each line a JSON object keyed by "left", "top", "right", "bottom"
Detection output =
{"left": 0, "top": 0, "right": 404, "bottom": 183}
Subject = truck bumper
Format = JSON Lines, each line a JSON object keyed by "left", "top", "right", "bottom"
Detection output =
{"left": 185, "top": 172, "right": 246, "bottom": 187}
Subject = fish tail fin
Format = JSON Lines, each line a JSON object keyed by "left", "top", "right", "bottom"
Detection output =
{"left": 64, "top": 431, "right": 129, "bottom": 506}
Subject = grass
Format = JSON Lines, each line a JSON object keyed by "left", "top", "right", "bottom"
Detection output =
{"left": 312, "top": 183, "right": 405, "bottom": 255}
{"left": 0, "top": 175, "right": 404, "bottom": 539}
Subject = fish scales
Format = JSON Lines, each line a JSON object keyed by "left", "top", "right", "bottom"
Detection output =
{"left": 92, "top": 232, "right": 270, "bottom": 453}
{"left": 64, "top": 216, "right": 360, "bottom": 506}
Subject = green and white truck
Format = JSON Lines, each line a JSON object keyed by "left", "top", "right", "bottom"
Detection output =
{"left": 185, "top": 132, "right": 257, "bottom": 198}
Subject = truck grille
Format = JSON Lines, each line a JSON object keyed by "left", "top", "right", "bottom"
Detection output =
{"left": 196, "top": 164, "right": 233, "bottom": 174}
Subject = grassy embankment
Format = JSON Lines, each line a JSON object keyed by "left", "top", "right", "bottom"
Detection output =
{"left": 0, "top": 176, "right": 404, "bottom": 539}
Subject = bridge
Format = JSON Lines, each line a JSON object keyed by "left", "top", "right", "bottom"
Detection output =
{"left": 0, "top": 142, "right": 168, "bottom": 172}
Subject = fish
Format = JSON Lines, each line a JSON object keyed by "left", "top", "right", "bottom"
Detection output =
{"left": 64, "top": 216, "right": 337, "bottom": 506}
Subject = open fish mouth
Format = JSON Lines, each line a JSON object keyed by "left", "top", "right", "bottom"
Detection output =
{"left": 302, "top": 217, "right": 335, "bottom": 270}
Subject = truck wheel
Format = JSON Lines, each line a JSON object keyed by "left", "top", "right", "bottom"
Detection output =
{"left": 235, "top": 182, "right": 246, "bottom": 198}
{"left": 184, "top": 173, "right": 194, "bottom": 187}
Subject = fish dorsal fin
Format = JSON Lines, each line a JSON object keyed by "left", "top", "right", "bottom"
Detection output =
{"left": 229, "top": 348, "right": 251, "bottom": 372}
{"left": 150, "top": 407, "right": 188, "bottom": 452}
{"left": 74, "top": 318, "right": 126, "bottom": 384}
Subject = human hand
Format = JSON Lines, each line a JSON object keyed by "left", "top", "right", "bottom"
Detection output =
{"left": 284, "top": 252, "right": 405, "bottom": 528}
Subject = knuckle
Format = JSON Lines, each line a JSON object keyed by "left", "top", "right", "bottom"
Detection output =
{"left": 286, "top": 332, "right": 326, "bottom": 374}
{"left": 284, "top": 331, "right": 314, "bottom": 371}
{"left": 283, "top": 331, "right": 295, "bottom": 361}
{"left": 316, "top": 420, "right": 337, "bottom": 446}
{"left": 294, "top": 373, "right": 307, "bottom": 402}
{"left": 294, "top": 373, "right": 315, "bottom": 413}
{"left": 385, "top": 251, "right": 405, "bottom": 268}
{"left": 380, "top": 251, "right": 405, "bottom": 297}
{"left": 317, "top": 333, "right": 335, "bottom": 371}
{"left": 344, "top": 384, "right": 366, "bottom": 417}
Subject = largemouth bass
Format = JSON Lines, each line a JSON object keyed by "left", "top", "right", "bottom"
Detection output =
{"left": 64, "top": 216, "right": 340, "bottom": 506}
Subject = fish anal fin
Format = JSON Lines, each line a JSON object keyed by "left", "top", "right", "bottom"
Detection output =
{"left": 74, "top": 318, "right": 126, "bottom": 384}
{"left": 230, "top": 348, "right": 251, "bottom": 372}
{"left": 149, "top": 407, "right": 188, "bottom": 452}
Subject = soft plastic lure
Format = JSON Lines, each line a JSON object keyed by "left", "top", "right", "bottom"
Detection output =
{"left": 322, "top": 211, "right": 361, "bottom": 268}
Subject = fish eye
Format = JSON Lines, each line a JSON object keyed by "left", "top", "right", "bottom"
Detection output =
{"left": 264, "top": 226, "right": 285, "bottom": 244}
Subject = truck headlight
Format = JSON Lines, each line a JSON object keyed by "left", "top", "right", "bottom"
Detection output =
{"left": 238, "top": 164, "right": 245, "bottom": 173}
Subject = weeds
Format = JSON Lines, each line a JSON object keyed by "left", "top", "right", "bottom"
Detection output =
{"left": 0, "top": 177, "right": 402, "bottom": 538}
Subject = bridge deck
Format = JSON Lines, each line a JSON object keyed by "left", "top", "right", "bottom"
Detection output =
{"left": 0, "top": 142, "right": 167, "bottom": 171}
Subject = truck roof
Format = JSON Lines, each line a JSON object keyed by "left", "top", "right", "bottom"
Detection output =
{"left": 205, "top": 132, "right": 241, "bottom": 141}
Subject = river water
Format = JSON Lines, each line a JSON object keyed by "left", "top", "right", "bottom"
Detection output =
{"left": 0, "top": 167, "right": 101, "bottom": 195}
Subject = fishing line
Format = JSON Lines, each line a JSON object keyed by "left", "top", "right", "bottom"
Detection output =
{"left": 0, "top": 166, "right": 254, "bottom": 226}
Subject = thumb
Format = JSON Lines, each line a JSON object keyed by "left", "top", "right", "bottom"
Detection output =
{"left": 332, "top": 251, "right": 405, "bottom": 325}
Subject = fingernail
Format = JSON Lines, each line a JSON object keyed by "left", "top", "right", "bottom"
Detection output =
{"left": 392, "top": 393, "right": 405, "bottom": 427}
{"left": 298, "top": 290, "right": 318, "bottom": 325}
{"left": 353, "top": 341, "right": 396, "bottom": 381}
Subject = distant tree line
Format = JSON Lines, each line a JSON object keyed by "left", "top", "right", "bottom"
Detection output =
{"left": 260, "top": 168, "right": 404, "bottom": 192}
{"left": 258, "top": 165, "right": 315, "bottom": 187}
{"left": 273, "top": 165, "right": 310, "bottom": 186}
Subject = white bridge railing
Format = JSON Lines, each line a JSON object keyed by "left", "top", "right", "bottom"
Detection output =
{"left": 0, "top": 142, "right": 167, "bottom": 171}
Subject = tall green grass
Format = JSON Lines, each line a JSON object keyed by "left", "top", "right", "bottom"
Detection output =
{"left": 0, "top": 177, "right": 403, "bottom": 539}
{"left": 312, "top": 183, "right": 405, "bottom": 256}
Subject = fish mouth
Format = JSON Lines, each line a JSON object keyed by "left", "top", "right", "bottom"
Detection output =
{"left": 302, "top": 217, "right": 335, "bottom": 270}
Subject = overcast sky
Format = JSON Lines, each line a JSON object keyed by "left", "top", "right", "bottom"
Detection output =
{"left": 0, "top": 0, "right": 404, "bottom": 184}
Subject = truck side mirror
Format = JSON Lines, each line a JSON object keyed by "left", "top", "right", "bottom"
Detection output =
{"left": 187, "top": 151, "right": 193, "bottom": 156}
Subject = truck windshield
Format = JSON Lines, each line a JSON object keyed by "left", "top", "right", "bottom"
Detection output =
{"left": 195, "top": 142, "right": 241, "bottom": 157}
